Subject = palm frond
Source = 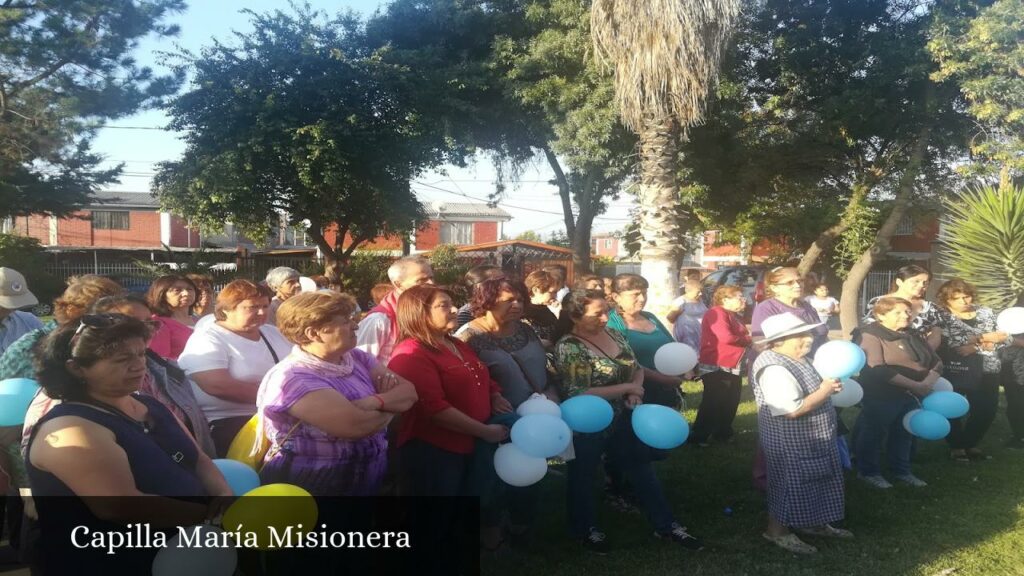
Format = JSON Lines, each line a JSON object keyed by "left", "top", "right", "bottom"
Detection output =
{"left": 940, "top": 183, "right": 1024, "bottom": 309}
{"left": 591, "top": 0, "right": 742, "bottom": 132}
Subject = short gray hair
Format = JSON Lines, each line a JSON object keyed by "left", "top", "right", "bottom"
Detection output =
{"left": 265, "top": 266, "right": 300, "bottom": 290}
{"left": 387, "top": 256, "right": 431, "bottom": 285}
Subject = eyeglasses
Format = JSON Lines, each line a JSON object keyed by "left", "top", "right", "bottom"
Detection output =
{"left": 773, "top": 279, "right": 803, "bottom": 287}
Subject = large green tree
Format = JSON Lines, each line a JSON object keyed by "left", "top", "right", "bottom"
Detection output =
{"left": 0, "top": 0, "right": 184, "bottom": 218}
{"left": 930, "top": 0, "right": 1024, "bottom": 186}
{"left": 154, "top": 6, "right": 462, "bottom": 282}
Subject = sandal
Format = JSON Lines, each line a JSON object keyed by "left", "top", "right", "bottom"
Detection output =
{"left": 950, "top": 449, "right": 970, "bottom": 463}
{"left": 795, "top": 524, "right": 855, "bottom": 539}
{"left": 762, "top": 532, "right": 817, "bottom": 554}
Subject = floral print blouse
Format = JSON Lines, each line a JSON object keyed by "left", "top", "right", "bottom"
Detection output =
{"left": 555, "top": 328, "right": 638, "bottom": 414}
{"left": 940, "top": 306, "right": 1005, "bottom": 374}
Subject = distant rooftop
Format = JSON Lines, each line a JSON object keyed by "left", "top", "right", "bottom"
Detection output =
{"left": 429, "top": 202, "right": 511, "bottom": 221}
{"left": 88, "top": 191, "right": 160, "bottom": 209}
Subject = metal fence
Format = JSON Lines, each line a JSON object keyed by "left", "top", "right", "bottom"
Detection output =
{"left": 44, "top": 255, "right": 319, "bottom": 293}
{"left": 859, "top": 269, "right": 897, "bottom": 314}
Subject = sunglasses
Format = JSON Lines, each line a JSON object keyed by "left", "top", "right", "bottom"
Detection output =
{"left": 70, "top": 314, "right": 150, "bottom": 355}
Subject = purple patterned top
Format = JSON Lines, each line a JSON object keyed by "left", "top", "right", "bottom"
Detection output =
{"left": 256, "top": 347, "right": 387, "bottom": 496}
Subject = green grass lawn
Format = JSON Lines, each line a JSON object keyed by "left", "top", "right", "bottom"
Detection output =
{"left": 482, "top": 382, "right": 1024, "bottom": 576}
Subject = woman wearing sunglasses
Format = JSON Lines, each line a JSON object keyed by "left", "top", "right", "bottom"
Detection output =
{"left": 751, "top": 267, "right": 829, "bottom": 356}
{"left": 27, "top": 313, "right": 230, "bottom": 574}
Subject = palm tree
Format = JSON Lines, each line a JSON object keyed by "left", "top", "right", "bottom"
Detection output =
{"left": 941, "top": 183, "right": 1024, "bottom": 309}
{"left": 591, "top": 0, "right": 741, "bottom": 311}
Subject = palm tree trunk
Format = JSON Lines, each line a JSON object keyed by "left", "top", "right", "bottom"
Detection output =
{"left": 637, "top": 113, "right": 682, "bottom": 314}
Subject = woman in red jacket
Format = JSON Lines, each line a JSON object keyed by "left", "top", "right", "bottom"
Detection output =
{"left": 692, "top": 285, "right": 751, "bottom": 445}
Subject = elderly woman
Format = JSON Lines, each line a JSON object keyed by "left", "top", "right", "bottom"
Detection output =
{"left": 28, "top": 314, "right": 230, "bottom": 574}
{"left": 863, "top": 265, "right": 944, "bottom": 349}
{"left": 854, "top": 297, "right": 942, "bottom": 488}
{"left": 178, "top": 279, "right": 291, "bottom": 456}
{"left": 265, "top": 266, "right": 301, "bottom": 326}
{"left": 556, "top": 289, "right": 701, "bottom": 554}
{"left": 935, "top": 279, "right": 1006, "bottom": 462}
{"left": 456, "top": 278, "right": 554, "bottom": 548}
{"left": 752, "top": 267, "right": 829, "bottom": 355}
{"left": 750, "top": 313, "right": 847, "bottom": 555}
{"left": 607, "top": 273, "right": 686, "bottom": 408}
{"left": 90, "top": 294, "right": 216, "bottom": 457}
{"left": 692, "top": 285, "right": 751, "bottom": 446}
{"left": 255, "top": 292, "right": 417, "bottom": 495}
{"left": 146, "top": 274, "right": 198, "bottom": 360}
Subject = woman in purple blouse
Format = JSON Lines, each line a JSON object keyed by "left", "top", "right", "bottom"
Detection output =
{"left": 751, "top": 267, "right": 830, "bottom": 357}
{"left": 255, "top": 292, "right": 418, "bottom": 496}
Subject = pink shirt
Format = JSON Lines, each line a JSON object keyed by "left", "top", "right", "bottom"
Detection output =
{"left": 149, "top": 315, "right": 194, "bottom": 360}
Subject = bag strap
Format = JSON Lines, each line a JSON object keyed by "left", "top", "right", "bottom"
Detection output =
{"left": 259, "top": 329, "right": 281, "bottom": 363}
{"left": 259, "top": 419, "right": 301, "bottom": 472}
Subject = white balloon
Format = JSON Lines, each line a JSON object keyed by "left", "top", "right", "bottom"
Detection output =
{"left": 932, "top": 377, "right": 953, "bottom": 392}
{"left": 653, "top": 342, "right": 699, "bottom": 376}
{"left": 516, "top": 394, "right": 562, "bottom": 418}
{"left": 152, "top": 525, "right": 238, "bottom": 576}
{"left": 997, "top": 307, "right": 1024, "bottom": 335}
{"left": 494, "top": 443, "right": 548, "bottom": 487}
{"left": 902, "top": 409, "right": 922, "bottom": 435}
{"left": 831, "top": 378, "right": 864, "bottom": 408}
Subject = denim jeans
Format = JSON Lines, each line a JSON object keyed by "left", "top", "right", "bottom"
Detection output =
{"left": 566, "top": 417, "right": 676, "bottom": 537}
{"left": 854, "top": 395, "right": 918, "bottom": 476}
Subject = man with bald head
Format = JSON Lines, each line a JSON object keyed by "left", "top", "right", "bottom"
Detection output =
{"left": 356, "top": 256, "right": 434, "bottom": 362}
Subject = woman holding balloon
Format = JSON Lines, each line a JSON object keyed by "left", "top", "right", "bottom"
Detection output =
{"left": 255, "top": 291, "right": 418, "bottom": 496}
{"left": 935, "top": 279, "right": 1006, "bottom": 462}
{"left": 607, "top": 273, "right": 687, "bottom": 409}
{"left": 854, "top": 297, "right": 942, "bottom": 488}
{"left": 27, "top": 313, "right": 231, "bottom": 574}
{"left": 556, "top": 289, "right": 701, "bottom": 554}
{"left": 749, "top": 312, "right": 849, "bottom": 555}
{"left": 457, "top": 278, "right": 555, "bottom": 548}
{"left": 862, "top": 265, "right": 944, "bottom": 350}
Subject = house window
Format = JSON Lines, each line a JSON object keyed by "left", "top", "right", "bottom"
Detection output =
{"left": 895, "top": 215, "right": 914, "bottom": 236}
{"left": 440, "top": 222, "right": 473, "bottom": 245}
{"left": 92, "top": 211, "right": 130, "bottom": 230}
{"left": 604, "top": 239, "right": 614, "bottom": 249}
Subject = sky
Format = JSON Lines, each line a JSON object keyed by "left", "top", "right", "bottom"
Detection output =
{"left": 91, "top": 0, "right": 636, "bottom": 238}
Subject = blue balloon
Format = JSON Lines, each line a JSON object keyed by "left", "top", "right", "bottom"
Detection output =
{"left": 0, "top": 378, "right": 40, "bottom": 426}
{"left": 510, "top": 414, "right": 572, "bottom": 458}
{"left": 908, "top": 410, "right": 951, "bottom": 440}
{"left": 632, "top": 404, "right": 689, "bottom": 449}
{"left": 922, "top": 391, "right": 970, "bottom": 419}
{"left": 812, "top": 341, "right": 867, "bottom": 379}
{"left": 560, "top": 395, "right": 614, "bottom": 433}
{"left": 213, "top": 459, "right": 262, "bottom": 495}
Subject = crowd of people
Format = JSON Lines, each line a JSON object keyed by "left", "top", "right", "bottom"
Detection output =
{"left": 0, "top": 257, "right": 1023, "bottom": 570}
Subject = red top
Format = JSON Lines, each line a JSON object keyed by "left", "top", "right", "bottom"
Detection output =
{"left": 699, "top": 306, "right": 751, "bottom": 369}
{"left": 148, "top": 315, "right": 194, "bottom": 360}
{"left": 388, "top": 337, "right": 500, "bottom": 454}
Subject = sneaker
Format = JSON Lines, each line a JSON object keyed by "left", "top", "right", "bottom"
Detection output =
{"left": 655, "top": 523, "right": 705, "bottom": 551}
{"left": 581, "top": 527, "right": 610, "bottom": 555}
{"left": 950, "top": 449, "right": 971, "bottom": 463}
{"left": 857, "top": 474, "right": 893, "bottom": 489}
{"left": 894, "top": 474, "right": 927, "bottom": 487}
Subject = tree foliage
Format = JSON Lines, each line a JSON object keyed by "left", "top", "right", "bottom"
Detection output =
{"left": 0, "top": 0, "right": 184, "bottom": 219}
{"left": 154, "top": 5, "right": 467, "bottom": 281}
{"left": 930, "top": 0, "right": 1024, "bottom": 183}
{"left": 941, "top": 183, "right": 1024, "bottom": 309}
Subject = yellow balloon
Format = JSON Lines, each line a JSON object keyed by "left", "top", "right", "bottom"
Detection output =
{"left": 225, "top": 414, "right": 262, "bottom": 469}
{"left": 221, "top": 483, "right": 319, "bottom": 550}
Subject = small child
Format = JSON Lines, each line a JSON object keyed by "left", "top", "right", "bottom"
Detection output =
{"left": 805, "top": 284, "right": 839, "bottom": 329}
{"left": 998, "top": 333, "right": 1024, "bottom": 449}
{"left": 667, "top": 280, "right": 707, "bottom": 351}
